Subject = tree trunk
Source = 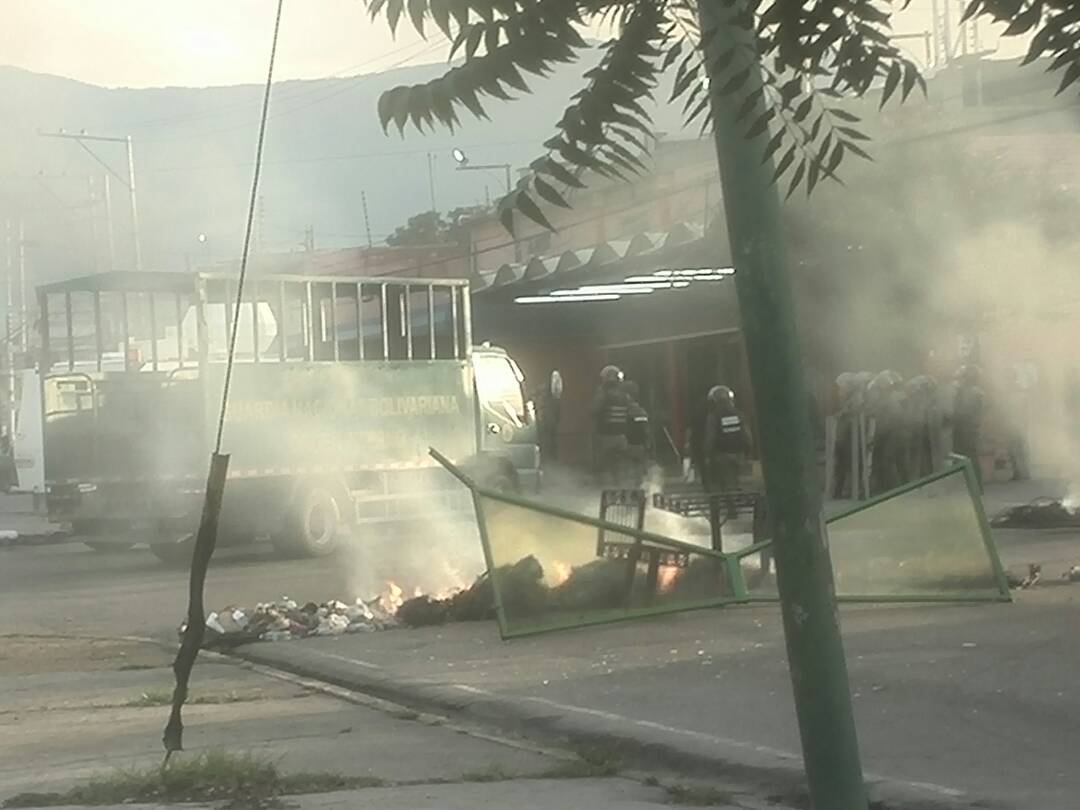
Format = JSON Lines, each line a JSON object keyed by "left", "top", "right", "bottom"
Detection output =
{"left": 698, "top": 2, "right": 868, "bottom": 807}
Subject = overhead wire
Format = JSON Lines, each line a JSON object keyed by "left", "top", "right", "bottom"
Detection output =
{"left": 126, "top": 35, "right": 440, "bottom": 131}
{"left": 215, "top": 4, "right": 285, "bottom": 452}
{"left": 163, "top": 0, "right": 286, "bottom": 766}
{"left": 317, "top": 94, "right": 1075, "bottom": 277}
{"left": 143, "top": 37, "right": 448, "bottom": 143}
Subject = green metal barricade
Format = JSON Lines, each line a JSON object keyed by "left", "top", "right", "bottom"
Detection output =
{"left": 432, "top": 450, "right": 1009, "bottom": 639}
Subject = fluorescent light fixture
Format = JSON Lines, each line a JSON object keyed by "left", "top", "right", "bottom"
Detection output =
{"left": 514, "top": 294, "right": 620, "bottom": 304}
{"left": 552, "top": 284, "right": 656, "bottom": 296}
{"left": 652, "top": 267, "right": 735, "bottom": 277}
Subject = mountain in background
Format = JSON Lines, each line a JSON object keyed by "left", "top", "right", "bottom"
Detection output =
{"left": 0, "top": 55, "right": 691, "bottom": 286}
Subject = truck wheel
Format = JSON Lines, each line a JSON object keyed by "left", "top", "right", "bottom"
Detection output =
{"left": 151, "top": 534, "right": 195, "bottom": 565}
{"left": 275, "top": 486, "right": 343, "bottom": 558}
{"left": 75, "top": 520, "right": 136, "bottom": 552}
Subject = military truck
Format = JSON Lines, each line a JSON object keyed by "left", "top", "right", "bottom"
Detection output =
{"left": 38, "top": 271, "right": 539, "bottom": 560}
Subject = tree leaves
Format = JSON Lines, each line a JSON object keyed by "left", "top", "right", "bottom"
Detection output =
{"left": 365, "top": 0, "right": 1071, "bottom": 231}
{"left": 534, "top": 176, "right": 572, "bottom": 208}
{"left": 880, "top": 62, "right": 902, "bottom": 107}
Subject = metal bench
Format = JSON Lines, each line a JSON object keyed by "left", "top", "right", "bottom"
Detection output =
{"left": 596, "top": 489, "right": 693, "bottom": 603}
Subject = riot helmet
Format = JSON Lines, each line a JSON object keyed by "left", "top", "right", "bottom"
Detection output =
{"left": 600, "top": 365, "right": 624, "bottom": 386}
{"left": 708, "top": 385, "right": 736, "bottom": 408}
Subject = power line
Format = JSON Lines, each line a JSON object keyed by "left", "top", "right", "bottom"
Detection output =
{"left": 355, "top": 99, "right": 1079, "bottom": 278}
{"left": 125, "top": 36, "right": 439, "bottom": 131}
{"left": 139, "top": 138, "right": 536, "bottom": 174}
{"left": 143, "top": 38, "right": 448, "bottom": 144}
{"left": 302, "top": 174, "right": 718, "bottom": 277}
{"left": 216, "top": 1, "right": 283, "bottom": 449}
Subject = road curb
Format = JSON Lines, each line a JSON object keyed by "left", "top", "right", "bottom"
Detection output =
{"left": 231, "top": 642, "right": 1009, "bottom": 810}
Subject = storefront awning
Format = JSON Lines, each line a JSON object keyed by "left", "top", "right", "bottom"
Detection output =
{"left": 471, "top": 221, "right": 730, "bottom": 302}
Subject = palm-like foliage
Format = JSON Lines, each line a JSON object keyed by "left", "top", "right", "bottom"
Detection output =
{"left": 367, "top": 0, "right": 1076, "bottom": 230}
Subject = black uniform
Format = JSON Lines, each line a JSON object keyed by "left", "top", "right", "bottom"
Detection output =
{"left": 870, "top": 384, "right": 907, "bottom": 495}
{"left": 624, "top": 388, "right": 651, "bottom": 487}
{"left": 704, "top": 407, "right": 749, "bottom": 493}
{"left": 952, "top": 381, "right": 985, "bottom": 491}
{"left": 592, "top": 384, "right": 630, "bottom": 486}
{"left": 535, "top": 387, "right": 561, "bottom": 466}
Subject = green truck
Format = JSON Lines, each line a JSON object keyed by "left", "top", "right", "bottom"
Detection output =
{"left": 38, "top": 271, "right": 540, "bottom": 560}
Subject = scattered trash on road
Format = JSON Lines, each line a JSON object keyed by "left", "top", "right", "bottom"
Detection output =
{"left": 1005, "top": 563, "right": 1080, "bottom": 589}
{"left": 181, "top": 592, "right": 402, "bottom": 649}
{"left": 1020, "top": 564, "right": 1042, "bottom": 589}
{"left": 990, "top": 498, "right": 1080, "bottom": 529}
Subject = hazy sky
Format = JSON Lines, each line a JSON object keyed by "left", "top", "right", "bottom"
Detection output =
{"left": 3, "top": 0, "right": 1025, "bottom": 89}
{"left": 3, "top": 0, "right": 452, "bottom": 88}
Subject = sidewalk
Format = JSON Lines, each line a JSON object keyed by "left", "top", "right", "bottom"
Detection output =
{"left": 234, "top": 586, "right": 1080, "bottom": 810}
{"left": 0, "top": 492, "right": 67, "bottom": 542}
{"left": 6, "top": 780, "right": 719, "bottom": 810}
{"left": 1, "top": 635, "right": 793, "bottom": 810}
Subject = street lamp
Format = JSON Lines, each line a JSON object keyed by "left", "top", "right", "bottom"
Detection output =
{"left": 451, "top": 148, "right": 512, "bottom": 195}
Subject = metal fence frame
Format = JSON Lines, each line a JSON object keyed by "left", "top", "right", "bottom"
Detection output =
{"left": 38, "top": 271, "right": 473, "bottom": 375}
{"left": 431, "top": 448, "right": 1011, "bottom": 640}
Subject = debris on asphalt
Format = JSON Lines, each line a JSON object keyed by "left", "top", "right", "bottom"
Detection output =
{"left": 990, "top": 497, "right": 1080, "bottom": 529}
{"left": 1066, "top": 565, "right": 1080, "bottom": 583}
{"left": 0, "top": 530, "right": 72, "bottom": 548}
{"left": 181, "top": 592, "right": 401, "bottom": 649}
{"left": 1020, "top": 563, "right": 1042, "bottom": 589}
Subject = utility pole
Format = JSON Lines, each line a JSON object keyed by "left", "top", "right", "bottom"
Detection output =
{"left": 17, "top": 220, "right": 26, "bottom": 359}
{"left": 255, "top": 195, "right": 265, "bottom": 254}
{"left": 700, "top": 1, "right": 867, "bottom": 808}
{"left": 87, "top": 176, "right": 100, "bottom": 272}
{"left": 3, "top": 220, "right": 14, "bottom": 443}
{"left": 361, "top": 190, "right": 373, "bottom": 248}
{"left": 102, "top": 174, "right": 117, "bottom": 271}
{"left": 427, "top": 152, "right": 438, "bottom": 213}
{"left": 125, "top": 135, "right": 142, "bottom": 271}
{"left": 37, "top": 130, "right": 143, "bottom": 271}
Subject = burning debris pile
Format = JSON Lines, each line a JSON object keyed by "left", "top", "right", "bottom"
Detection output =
{"left": 186, "top": 552, "right": 730, "bottom": 646}
{"left": 399, "top": 553, "right": 731, "bottom": 627}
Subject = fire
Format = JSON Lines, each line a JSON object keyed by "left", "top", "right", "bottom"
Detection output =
{"left": 431, "top": 585, "right": 463, "bottom": 601}
{"left": 657, "top": 566, "right": 680, "bottom": 593}
{"left": 549, "top": 561, "right": 573, "bottom": 587}
{"left": 381, "top": 581, "right": 405, "bottom": 612}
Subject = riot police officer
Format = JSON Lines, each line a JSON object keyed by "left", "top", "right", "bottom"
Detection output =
{"left": 592, "top": 365, "right": 630, "bottom": 486}
{"left": 903, "top": 376, "right": 931, "bottom": 478}
{"left": 623, "top": 380, "right": 651, "bottom": 487}
{"left": 833, "top": 372, "right": 859, "bottom": 499}
{"left": 951, "top": 364, "right": 985, "bottom": 492}
{"left": 704, "top": 385, "right": 750, "bottom": 494}
{"left": 868, "top": 370, "right": 906, "bottom": 494}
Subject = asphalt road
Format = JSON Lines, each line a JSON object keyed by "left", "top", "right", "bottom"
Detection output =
{"left": 2, "top": 480, "right": 1079, "bottom": 809}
